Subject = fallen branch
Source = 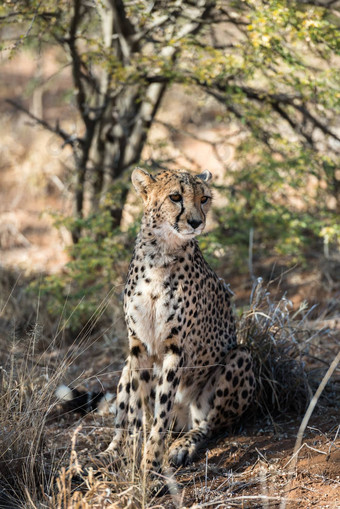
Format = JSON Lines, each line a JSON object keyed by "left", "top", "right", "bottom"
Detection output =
{"left": 280, "top": 349, "right": 340, "bottom": 509}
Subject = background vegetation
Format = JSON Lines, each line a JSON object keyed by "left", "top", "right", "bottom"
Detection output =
{"left": 2, "top": 0, "right": 339, "bottom": 329}
{"left": 0, "top": 0, "right": 339, "bottom": 507}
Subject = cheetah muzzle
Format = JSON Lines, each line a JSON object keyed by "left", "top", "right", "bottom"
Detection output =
{"left": 103, "top": 168, "right": 255, "bottom": 473}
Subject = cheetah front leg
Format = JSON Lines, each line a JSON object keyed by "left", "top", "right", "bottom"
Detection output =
{"left": 143, "top": 342, "right": 182, "bottom": 473}
{"left": 104, "top": 337, "right": 153, "bottom": 459}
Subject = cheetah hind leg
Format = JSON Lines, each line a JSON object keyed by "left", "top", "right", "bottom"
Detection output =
{"left": 168, "top": 348, "right": 255, "bottom": 467}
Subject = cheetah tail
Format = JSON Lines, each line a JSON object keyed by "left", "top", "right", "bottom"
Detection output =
{"left": 55, "top": 384, "right": 117, "bottom": 416}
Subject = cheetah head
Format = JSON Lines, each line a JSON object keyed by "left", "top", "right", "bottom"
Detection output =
{"left": 132, "top": 168, "right": 212, "bottom": 244}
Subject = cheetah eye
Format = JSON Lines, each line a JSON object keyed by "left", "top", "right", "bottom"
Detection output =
{"left": 170, "top": 194, "right": 182, "bottom": 203}
{"left": 201, "top": 196, "right": 210, "bottom": 204}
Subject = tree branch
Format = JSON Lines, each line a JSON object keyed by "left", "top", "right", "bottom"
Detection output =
{"left": 107, "top": 0, "right": 137, "bottom": 63}
{"left": 123, "top": 0, "right": 217, "bottom": 168}
{"left": 238, "top": 85, "right": 340, "bottom": 145}
{"left": 198, "top": 79, "right": 340, "bottom": 148}
{"left": 0, "top": 11, "right": 58, "bottom": 21}
{"left": 295, "top": 0, "right": 340, "bottom": 7}
{"left": 64, "top": 0, "right": 92, "bottom": 128}
{"left": 130, "top": 14, "right": 170, "bottom": 45}
{"left": 5, "top": 99, "right": 78, "bottom": 146}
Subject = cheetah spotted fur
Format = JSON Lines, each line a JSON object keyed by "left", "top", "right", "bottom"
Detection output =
{"left": 103, "top": 168, "right": 255, "bottom": 472}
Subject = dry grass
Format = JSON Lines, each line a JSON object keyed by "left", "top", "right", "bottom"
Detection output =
{"left": 0, "top": 334, "right": 59, "bottom": 507}
{"left": 239, "top": 277, "right": 314, "bottom": 418}
{"left": 1, "top": 271, "right": 338, "bottom": 508}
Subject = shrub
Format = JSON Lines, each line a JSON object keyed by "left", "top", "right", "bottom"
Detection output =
{"left": 31, "top": 209, "right": 139, "bottom": 334}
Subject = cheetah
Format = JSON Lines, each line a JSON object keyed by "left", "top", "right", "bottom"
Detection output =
{"left": 101, "top": 167, "right": 255, "bottom": 472}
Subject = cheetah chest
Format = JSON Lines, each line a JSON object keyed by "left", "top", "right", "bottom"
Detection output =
{"left": 125, "top": 268, "right": 181, "bottom": 356}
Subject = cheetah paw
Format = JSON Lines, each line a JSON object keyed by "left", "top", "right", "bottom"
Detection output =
{"left": 168, "top": 443, "right": 196, "bottom": 467}
{"left": 94, "top": 448, "right": 123, "bottom": 470}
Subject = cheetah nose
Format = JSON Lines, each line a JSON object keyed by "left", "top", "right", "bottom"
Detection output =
{"left": 187, "top": 218, "right": 203, "bottom": 230}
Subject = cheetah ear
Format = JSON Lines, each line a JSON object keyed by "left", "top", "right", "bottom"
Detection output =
{"left": 197, "top": 170, "right": 212, "bottom": 183}
{"left": 131, "top": 168, "right": 155, "bottom": 197}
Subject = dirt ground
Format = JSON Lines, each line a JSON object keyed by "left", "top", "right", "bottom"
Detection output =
{"left": 36, "top": 304, "right": 339, "bottom": 508}
{"left": 47, "top": 351, "right": 340, "bottom": 508}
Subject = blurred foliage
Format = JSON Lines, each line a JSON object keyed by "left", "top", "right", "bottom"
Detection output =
{"left": 31, "top": 206, "right": 139, "bottom": 332}
{"left": 206, "top": 144, "right": 340, "bottom": 269}
{"left": 2, "top": 0, "right": 340, "bottom": 326}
